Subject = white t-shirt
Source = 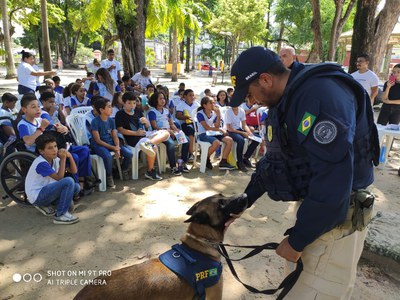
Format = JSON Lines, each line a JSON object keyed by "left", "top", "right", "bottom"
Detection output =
{"left": 351, "top": 70, "right": 379, "bottom": 97}
{"left": 131, "top": 72, "right": 153, "bottom": 88}
{"left": 176, "top": 101, "right": 200, "bottom": 124}
{"left": 86, "top": 62, "right": 101, "bottom": 74}
{"left": 196, "top": 110, "right": 217, "bottom": 134}
{"left": 101, "top": 59, "right": 122, "bottom": 81}
{"left": 224, "top": 107, "right": 246, "bottom": 130}
{"left": 25, "top": 155, "right": 60, "bottom": 203}
{"left": 17, "top": 62, "right": 37, "bottom": 91}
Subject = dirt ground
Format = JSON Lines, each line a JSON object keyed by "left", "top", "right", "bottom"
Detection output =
{"left": 1, "top": 144, "right": 400, "bottom": 300}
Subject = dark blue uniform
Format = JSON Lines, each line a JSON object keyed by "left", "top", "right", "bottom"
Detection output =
{"left": 245, "top": 63, "right": 378, "bottom": 251}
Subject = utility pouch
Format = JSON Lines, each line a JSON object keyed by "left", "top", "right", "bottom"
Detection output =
{"left": 351, "top": 189, "right": 374, "bottom": 231}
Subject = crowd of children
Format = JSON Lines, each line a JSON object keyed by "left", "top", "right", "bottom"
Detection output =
{"left": 0, "top": 49, "right": 267, "bottom": 226}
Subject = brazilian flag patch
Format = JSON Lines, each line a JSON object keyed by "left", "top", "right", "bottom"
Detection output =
{"left": 297, "top": 112, "right": 316, "bottom": 136}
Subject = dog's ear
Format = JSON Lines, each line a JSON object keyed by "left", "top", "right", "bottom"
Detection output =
{"left": 184, "top": 211, "right": 210, "bottom": 224}
{"left": 186, "top": 201, "right": 200, "bottom": 216}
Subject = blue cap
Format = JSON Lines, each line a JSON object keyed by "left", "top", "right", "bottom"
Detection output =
{"left": 230, "top": 47, "right": 280, "bottom": 107}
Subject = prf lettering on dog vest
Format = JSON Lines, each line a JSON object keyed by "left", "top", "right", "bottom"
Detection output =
{"left": 159, "top": 244, "right": 222, "bottom": 300}
{"left": 195, "top": 268, "right": 218, "bottom": 281}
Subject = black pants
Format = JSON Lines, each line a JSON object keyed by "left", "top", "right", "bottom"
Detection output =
{"left": 377, "top": 103, "right": 400, "bottom": 125}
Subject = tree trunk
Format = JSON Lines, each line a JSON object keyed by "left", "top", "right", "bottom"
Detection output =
{"left": 192, "top": 33, "right": 195, "bottom": 70}
{"left": 180, "top": 40, "right": 184, "bottom": 64}
{"left": 168, "top": 27, "right": 172, "bottom": 63}
{"left": 349, "top": 0, "right": 379, "bottom": 73}
{"left": 382, "top": 44, "right": 393, "bottom": 79}
{"left": 113, "top": 0, "right": 148, "bottom": 77}
{"left": 277, "top": 22, "right": 285, "bottom": 53}
{"left": 37, "top": 35, "right": 43, "bottom": 63}
{"left": 40, "top": 0, "right": 52, "bottom": 74}
{"left": 264, "top": 0, "right": 272, "bottom": 48}
{"left": 327, "top": 0, "right": 356, "bottom": 61}
{"left": 185, "top": 35, "right": 190, "bottom": 72}
{"left": 368, "top": 0, "right": 400, "bottom": 74}
{"left": 171, "top": 27, "right": 178, "bottom": 82}
{"left": 1, "top": 0, "right": 16, "bottom": 78}
{"left": 308, "top": 0, "right": 323, "bottom": 62}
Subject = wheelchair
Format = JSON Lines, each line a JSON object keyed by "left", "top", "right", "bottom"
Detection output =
{"left": 0, "top": 115, "right": 37, "bottom": 205}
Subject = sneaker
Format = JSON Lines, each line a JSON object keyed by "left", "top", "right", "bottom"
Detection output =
{"left": 122, "top": 169, "right": 130, "bottom": 181}
{"left": 243, "top": 158, "right": 255, "bottom": 168}
{"left": 180, "top": 163, "right": 190, "bottom": 173}
{"left": 171, "top": 167, "right": 182, "bottom": 176}
{"left": 188, "top": 154, "right": 195, "bottom": 163}
{"left": 140, "top": 141, "right": 156, "bottom": 158}
{"left": 53, "top": 211, "right": 79, "bottom": 225}
{"left": 219, "top": 161, "right": 235, "bottom": 170}
{"left": 206, "top": 158, "right": 213, "bottom": 170}
{"left": 34, "top": 205, "right": 55, "bottom": 216}
{"left": 145, "top": 169, "right": 163, "bottom": 181}
{"left": 106, "top": 176, "right": 115, "bottom": 187}
{"left": 237, "top": 161, "right": 248, "bottom": 172}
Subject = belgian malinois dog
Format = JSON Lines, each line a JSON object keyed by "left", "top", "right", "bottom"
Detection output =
{"left": 74, "top": 193, "right": 248, "bottom": 300}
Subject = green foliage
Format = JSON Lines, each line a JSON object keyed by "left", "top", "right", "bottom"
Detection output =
{"left": 145, "top": 46, "right": 156, "bottom": 66}
{"left": 114, "top": 0, "right": 137, "bottom": 27}
{"left": 74, "top": 43, "right": 95, "bottom": 63}
{"left": 199, "top": 45, "right": 223, "bottom": 62}
{"left": 207, "top": 0, "right": 268, "bottom": 45}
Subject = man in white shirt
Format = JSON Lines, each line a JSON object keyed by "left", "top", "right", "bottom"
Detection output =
{"left": 131, "top": 68, "right": 153, "bottom": 92}
{"left": 101, "top": 49, "right": 122, "bottom": 81}
{"left": 351, "top": 54, "right": 379, "bottom": 105}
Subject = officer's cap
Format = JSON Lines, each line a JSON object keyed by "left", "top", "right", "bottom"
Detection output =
{"left": 230, "top": 47, "right": 280, "bottom": 107}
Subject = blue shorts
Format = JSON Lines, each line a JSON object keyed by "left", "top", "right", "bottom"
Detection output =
{"left": 198, "top": 132, "right": 224, "bottom": 144}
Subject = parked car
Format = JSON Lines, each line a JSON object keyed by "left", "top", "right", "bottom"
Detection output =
{"left": 201, "top": 64, "right": 217, "bottom": 71}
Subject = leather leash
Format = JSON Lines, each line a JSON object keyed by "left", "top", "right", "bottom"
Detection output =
{"left": 218, "top": 242, "right": 303, "bottom": 300}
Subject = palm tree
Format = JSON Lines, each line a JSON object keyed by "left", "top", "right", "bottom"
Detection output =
{"left": 40, "top": 0, "right": 52, "bottom": 73}
{"left": 1, "top": 0, "right": 16, "bottom": 78}
{"left": 147, "top": 0, "right": 211, "bottom": 81}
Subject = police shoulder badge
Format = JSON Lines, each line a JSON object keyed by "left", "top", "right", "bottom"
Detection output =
{"left": 267, "top": 125, "right": 273, "bottom": 142}
{"left": 313, "top": 120, "right": 337, "bottom": 144}
{"left": 297, "top": 112, "right": 316, "bottom": 136}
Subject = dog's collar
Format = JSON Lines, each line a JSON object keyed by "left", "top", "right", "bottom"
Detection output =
{"left": 185, "top": 233, "right": 221, "bottom": 249}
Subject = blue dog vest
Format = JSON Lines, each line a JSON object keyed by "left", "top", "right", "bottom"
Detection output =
{"left": 159, "top": 243, "right": 222, "bottom": 300}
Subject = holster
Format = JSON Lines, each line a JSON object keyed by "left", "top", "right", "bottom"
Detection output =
{"left": 351, "top": 189, "right": 374, "bottom": 231}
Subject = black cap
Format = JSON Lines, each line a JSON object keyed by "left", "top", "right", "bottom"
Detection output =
{"left": 230, "top": 47, "right": 280, "bottom": 107}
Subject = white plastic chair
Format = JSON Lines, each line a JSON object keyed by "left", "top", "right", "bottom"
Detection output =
{"left": 70, "top": 106, "right": 93, "bottom": 116}
{"left": 191, "top": 110, "right": 212, "bottom": 173}
{"left": 66, "top": 114, "right": 123, "bottom": 191}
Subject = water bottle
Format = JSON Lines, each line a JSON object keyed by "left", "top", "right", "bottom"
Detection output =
{"left": 379, "top": 145, "right": 386, "bottom": 164}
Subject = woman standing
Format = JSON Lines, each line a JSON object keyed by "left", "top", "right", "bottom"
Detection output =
{"left": 93, "top": 68, "right": 121, "bottom": 101}
{"left": 377, "top": 64, "right": 400, "bottom": 125}
{"left": 17, "top": 50, "right": 56, "bottom": 95}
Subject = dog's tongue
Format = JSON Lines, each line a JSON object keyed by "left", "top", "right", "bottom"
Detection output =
{"left": 224, "top": 194, "right": 248, "bottom": 215}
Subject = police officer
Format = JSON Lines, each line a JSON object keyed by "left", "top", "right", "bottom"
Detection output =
{"left": 227, "top": 47, "right": 379, "bottom": 299}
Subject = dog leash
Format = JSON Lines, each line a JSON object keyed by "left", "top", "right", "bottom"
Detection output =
{"left": 218, "top": 242, "right": 303, "bottom": 300}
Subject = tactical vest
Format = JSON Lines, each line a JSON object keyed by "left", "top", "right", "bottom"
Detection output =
{"left": 256, "top": 63, "right": 379, "bottom": 201}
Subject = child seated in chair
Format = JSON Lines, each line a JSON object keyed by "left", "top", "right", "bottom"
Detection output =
{"left": 17, "top": 94, "right": 51, "bottom": 152}
{"left": 0, "top": 93, "right": 17, "bottom": 157}
{"left": 148, "top": 91, "right": 189, "bottom": 175}
{"left": 225, "top": 105, "right": 261, "bottom": 172}
{"left": 25, "top": 134, "right": 80, "bottom": 224}
{"left": 115, "top": 92, "right": 169, "bottom": 180}
{"left": 90, "top": 97, "right": 133, "bottom": 186}
{"left": 175, "top": 89, "right": 200, "bottom": 164}
{"left": 196, "top": 97, "right": 235, "bottom": 170}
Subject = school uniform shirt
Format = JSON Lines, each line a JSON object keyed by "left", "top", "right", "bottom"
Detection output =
{"left": 86, "top": 62, "right": 101, "bottom": 74}
{"left": 63, "top": 96, "right": 72, "bottom": 111}
{"left": 17, "top": 117, "right": 42, "bottom": 152}
{"left": 224, "top": 107, "right": 246, "bottom": 130}
{"left": 90, "top": 116, "right": 115, "bottom": 145}
{"left": 85, "top": 110, "right": 96, "bottom": 140}
{"left": 131, "top": 72, "right": 153, "bottom": 88}
{"left": 115, "top": 110, "right": 144, "bottom": 147}
{"left": 25, "top": 155, "right": 60, "bottom": 203}
{"left": 196, "top": 110, "right": 217, "bottom": 134}
{"left": 40, "top": 110, "right": 60, "bottom": 128}
{"left": 54, "top": 86, "right": 64, "bottom": 94}
{"left": 70, "top": 96, "right": 91, "bottom": 108}
{"left": 100, "top": 59, "right": 122, "bottom": 81}
{"left": 93, "top": 81, "right": 121, "bottom": 101}
{"left": 148, "top": 107, "right": 171, "bottom": 129}
{"left": 176, "top": 101, "right": 200, "bottom": 124}
{"left": 17, "top": 62, "right": 37, "bottom": 91}
{"left": 0, "top": 108, "right": 14, "bottom": 126}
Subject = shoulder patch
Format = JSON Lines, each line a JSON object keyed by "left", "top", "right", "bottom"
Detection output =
{"left": 313, "top": 120, "right": 337, "bottom": 144}
{"left": 297, "top": 112, "right": 316, "bottom": 136}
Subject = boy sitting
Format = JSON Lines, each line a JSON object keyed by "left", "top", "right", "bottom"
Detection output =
{"left": 25, "top": 134, "right": 80, "bottom": 224}
{"left": 115, "top": 92, "right": 169, "bottom": 180}
{"left": 90, "top": 97, "right": 133, "bottom": 186}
